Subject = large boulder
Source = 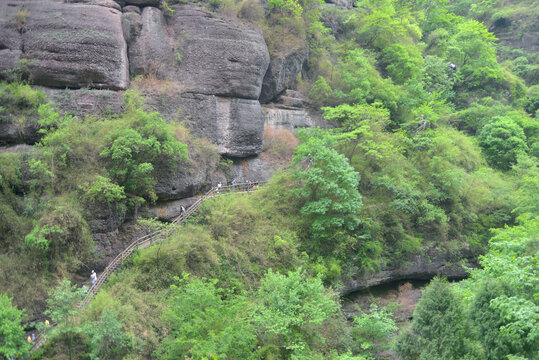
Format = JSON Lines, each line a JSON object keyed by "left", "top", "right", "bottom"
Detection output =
{"left": 129, "top": 6, "right": 175, "bottom": 77}
{"left": 153, "top": 147, "right": 218, "bottom": 200}
{"left": 79, "top": 0, "right": 122, "bottom": 10}
{"left": 1, "top": 0, "right": 130, "bottom": 90}
{"left": 121, "top": 9, "right": 143, "bottom": 45}
{"left": 140, "top": 90, "right": 264, "bottom": 157}
{"left": 168, "top": 5, "right": 270, "bottom": 99}
{"left": 0, "top": 120, "right": 40, "bottom": 146}
{"left": 0, "top": 3, "right": 23, "bottom": 78}
{"left": 176, "top": 93, "right": 264, "bottom": 157}
{"left": 259, "top": 48, "right": 307, "bottom": 103}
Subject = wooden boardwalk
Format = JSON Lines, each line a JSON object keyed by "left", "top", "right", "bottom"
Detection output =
{"left": 31, "top": 181, "right": 263, "bottom": 350}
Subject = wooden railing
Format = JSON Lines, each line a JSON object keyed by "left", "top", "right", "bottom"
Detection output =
{"left": 31, "top": 181, "right": 264, "bottom": 350}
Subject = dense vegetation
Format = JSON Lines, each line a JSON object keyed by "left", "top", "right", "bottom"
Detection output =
{"left": 1, "top": 0, "right": 537, "bottom": 359}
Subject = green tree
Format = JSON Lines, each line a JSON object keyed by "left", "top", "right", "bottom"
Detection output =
{"left": 157, "top": 275, "right": 257, "bottom": 360}
{"left": 0, "top": 294, "right": 29, "bottom": 359}
{"left": 478, "top": 117, "right": 528, "bottom": 170}
{"left": 45, "top": 279, "right": 85, "bottom": 360}
{"left": 422, "top": 55, "right": 456, "bottom": 99}
{"left": 351, "top": 304, "right": 397, "bottom": 356}
{"left": 292, "top": 128, "right": 362, "bottom": 252}
{"left": 382, "top": 44, "right": 423, "bottom": 84}
{"left": 253, "top": 268, "right": 339, "bottom": 358}
{"left": 355, "top": 0, "right": 422, "bottom": 50}
{"left": 463, "top": 216, "right": 539, "bottom": 359}
{"left": 86, "top": 308, "right": 128, "bottom": 360}
{"left": 100, "top": 91, "right": 188, "bottom": 203}
{"left": 321, "top": 103, "right": 401, "bottom": 163}
{"left": 394, "top": 277, "right": 482, "bottom": 360}
{"left": 24, "top": 203, "right": 94, "bottom": 270}
{"left": 512, "top": 155, "right": 539, "bottom": 217}
{"left": 334, "top": 49, "right": 401, "bottom": 115}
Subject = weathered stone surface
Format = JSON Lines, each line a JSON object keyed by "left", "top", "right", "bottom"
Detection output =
{"left": 340, "top": 246, "right": 477, "bottom": 295}
{"left": 38, "top": 87, "right": 125, "bottom": 118}
{"left": 16, "top": 1, "right": 129, "bottom": 90}
{"left": 90, "top": 222, "right": 146, "bottom": 271}
{"left": 0, "top": 144, "right": 34, "bottom": 154}
{"left": 0, "top": 119, "right": 40, "bottom": 146}
{"left": 81, "top": 0, "right": 122, "bottom": 10}
{"left": 124, "top": 0, "right": 161, "bottom": 6}
{"left": 169, "top": 5, "right": 270, "bottom": 99}
{"left": 123, "top": 5, "right": 141, "bottom": 14}
{"left": 154, "top": 151, "right": 217, "bottom": 200}
{"left": 176, "top": 93, "right": 264, "bottom": 157}
{"left": 228, "top": 155, "right": 278, "bottom": 183}
{"left": 259, "top": 48, "right": 306, "bottom": 103}
{"left": 0, "top": 49, "right": 22, "bottom": 78}
{"left": 0, "top": 22, "right": 21, "bottom": 51}
{"left": 324, "top": 0, "right": 356, "bottom": 9}
{"left": 0, "top": 4, "right": 23, "bottom": 78}
{"left": 121, "top": 10, "right": 142, "bottom": 44}
{"left": 274, "top": 89, "right": 305, "bottom": 108}
{"left": 85, "top": 204, "right": 126, "bottom": 234}
{"left": 129, "top": 6, "right": 174, "bottom": 77}
{"left": 150, "top": 196, "right": 201, "bottom": 221}
{"left": 263, "top": 107, "right": 329, "bottom": 132}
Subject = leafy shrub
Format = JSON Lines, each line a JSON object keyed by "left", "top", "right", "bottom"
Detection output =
{"left": 0, "top": 81, "right": 45, "bottom": 124}
{"left": 157, "top": 275, "right": 257, "bottom": 360}
{"left": 253, "top": 268, "right": 339, "bottom": 358}
{"left": 394, "top": 277, "right": 482, "bottom": 360}
{"left": 478, "top": 117, "right": 528, "bottom": 170}
{"left": 292, "top": 128, "right": 362, "bottom": 253}
{"left": 100, "top": 91, "right": 188, "bottom": 203}
{"left": 85, "top": 308, "right": 129, "bottom": 360}
{"left": 83, "top": 176, "right": 126, "bottom": 205}
{"left": 382, "top": 44, "right": 423, "bottom": 85}
{"left": 351, "top": 304, "right": 397, "bottom": 356}
{"left": 0, "top": 293, "right": 29, "bottom": 359}
{"left": 25, "top": 202, "right": 94, "bottom": 269}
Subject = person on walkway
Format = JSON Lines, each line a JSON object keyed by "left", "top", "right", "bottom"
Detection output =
{"left": 217, "top": 182, "right": 222, "bottom": 193}
{"left": 447, "top": 62, "right": 457, "bottom": 72}
{"left": 231, "top": 179, "right": 236, "bottom": 192}
{"left": 31, "top": 333, "right": 35, "bottom": 342}
{"left": 27, "top": 335, "right": 32, "bottom": 343}
{"left": 90, "top": 270, "right": 97, "bottom": 285}
{"left": 82, "top": 285, "right": 88, "bottom": 294}
{"left": 180, "top": 205, "right": 186, "bottom": 216}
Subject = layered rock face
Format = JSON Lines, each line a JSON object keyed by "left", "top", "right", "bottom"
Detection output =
{"left": 125, "top": 4, "right": 270, "bottom": 157}
{"left": 176, "top": 94, "right": 264, "bottom": 156}
{"left": 0, "top": 0, "right": 129, "bottom": 90}
{"left": 0, "top": 0, "right": 311, "bottom": 203}
{"left": 260, "top": 48, "right": 307, "bottom": 103}
{"left": 169, "top": 5, "right": 270, "bottom": 99}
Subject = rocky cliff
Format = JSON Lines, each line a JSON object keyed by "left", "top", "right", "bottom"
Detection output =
{"left": 0, "top": 0, "right": 317, "bottom": 268}
{"left": 0, "top": 0, "right": 312, "bottom": 173}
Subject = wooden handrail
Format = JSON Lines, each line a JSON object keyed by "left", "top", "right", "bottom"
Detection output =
{"left": 31, "top": 181, "right": 265, "bottom": 350}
